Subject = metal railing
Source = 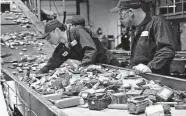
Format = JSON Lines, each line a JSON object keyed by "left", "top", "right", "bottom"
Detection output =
{"left": 1, "top": 68, "right": 66, "bottom": 116}
{"left": 1, "top": 74, "right": 39, "bottom": 116}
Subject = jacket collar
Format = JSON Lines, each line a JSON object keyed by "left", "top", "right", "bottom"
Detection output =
{"left": 130, "top": 13, "right": 152, "bottom": 47}
{"left": 137, "top": 13, "right": 152, "bottom": 27}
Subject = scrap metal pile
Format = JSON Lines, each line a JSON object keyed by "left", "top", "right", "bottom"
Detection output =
{"left": 1, "top": 12, "right": 186, "bottom": 114}
{"left": 1, "top": 31, "right": 43, "bottom": 50}
{"left": 20, "top": 64, "right": 186, "bottom": 115}
{"left": 1, "top": 31, "right": 49, "bottom": 76}
{"left": 4, "top": 11, "right": 32, "bottom": 28}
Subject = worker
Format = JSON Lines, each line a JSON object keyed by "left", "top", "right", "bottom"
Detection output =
{"left": 111, "top": 0, "right": 175, "bottom": 75}
{"left": 116, "top": 27, "right": 130, "bottom": 50}
{"left": 96, "top": 27, "right": 109, "bottom": 48}
{"left": 37, "top": 16, "right": 120, "bottom": 74}
{"left": 100, "top": 35, "right": 109, "bottom": 49}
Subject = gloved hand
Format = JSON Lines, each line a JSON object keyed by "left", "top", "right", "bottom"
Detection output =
{"left": 77, "top": 66, "right": 86, "bottom": 72}
{"left": 65, "top": 59, "right": 81, "bottom": 71}
{"left": 35, "top": 69, "right": 44, "bottom": 75}
{"left": 132, "top": 64, "right": 152, "bottom": 74}
{"left": 36, "top": 67, "right": 49, "bottom": 74}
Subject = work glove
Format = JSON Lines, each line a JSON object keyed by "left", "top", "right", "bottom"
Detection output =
{"left": 35, "top": 70, "right": 44, "bottom": 75}
{"left": 64, "top": 59, "right": 81, "bottom": 71}
{"left": 132, "top": 64, "right": 152, "bottom": 74}
{"left": 36, "top": 67, "right": 49, "bottom": 74}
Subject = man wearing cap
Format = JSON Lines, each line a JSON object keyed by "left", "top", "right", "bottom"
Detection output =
{"left": 37, "top": 17, "right": 120, "bottom": 73}
{"left": 111, "top": 0, "right": 175, "bottom": 75}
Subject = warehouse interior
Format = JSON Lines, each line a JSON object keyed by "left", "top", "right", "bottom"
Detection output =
{"left": 1, "top": 0, "right": 186, "bottom": 116}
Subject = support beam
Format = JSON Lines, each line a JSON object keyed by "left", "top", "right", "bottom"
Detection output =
{"left": 37, "top": 0, "right": 41, "bottom": 21}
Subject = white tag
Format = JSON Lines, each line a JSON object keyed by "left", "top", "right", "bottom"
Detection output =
{"left": 62, "top": 51, "right": 68, "bottom": 57}
{"left": 91, "top": 101, "right": 95, "bottom": 104}
{"left": 70, "top": 40, "right": 77, "bottom": 46}
{"left": 81, "top": 93, "right": 88, "bottom": 98}
{"left": 141, "top": 31, "right": 149, "bottom": 37}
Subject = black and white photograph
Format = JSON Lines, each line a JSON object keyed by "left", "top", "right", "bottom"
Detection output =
{"left": 0, "top": 0, "right": 186, "bottom": 116}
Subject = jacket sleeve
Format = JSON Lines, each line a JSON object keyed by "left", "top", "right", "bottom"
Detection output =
{"left": 40, "top": 45, "right": 68, "bottom": 73}
{"left": 147, "top": 19, "right": 175, "bottom": 71}
{"left": 72, "top": 29, "right": 97, "bottom": 66}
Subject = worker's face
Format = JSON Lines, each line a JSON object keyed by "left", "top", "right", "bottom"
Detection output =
{"left": 58, "top": 30, "right": 68, "bottom": 44}
{"left": 119, "top": 8, "right": 134, "bottom": 28}
{"left": 47, "top": 31, "right": 59, "bottom": 45}
{"left": 47, "top": 28, "right": 68, "bottom": 45}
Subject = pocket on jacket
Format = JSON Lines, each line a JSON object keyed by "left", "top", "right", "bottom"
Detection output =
{"left": 138, "top": 36, "right": 149, "bottom": 47}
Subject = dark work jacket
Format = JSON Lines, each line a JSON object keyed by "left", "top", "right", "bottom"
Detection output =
{"left": 121, "top": 33, "right": 130, "bottom": 50}
{"left": 129, "top": 14, "right": 175, "bottom": 75}
{"left": 41, "top": 25, "right": 119, "bottom": 73}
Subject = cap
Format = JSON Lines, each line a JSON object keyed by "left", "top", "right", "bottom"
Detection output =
{"left": 66, "top": 15, "right": 85, "bottom": 26}
{"left": 110, "top": 0, "right": 152, "bottom": 13}
{"left": 37, "top": 20, "right": 66, "bottom": 39}
{"left": 111, "top": 0, "right": 141, "bottom": 13}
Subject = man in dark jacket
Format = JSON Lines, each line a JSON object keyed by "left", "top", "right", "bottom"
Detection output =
{"left": 116, "top": 27, "right": 130, "bottom": 50}
{"left": 111, "top": 0, "right": 175, "bottom": 75}
{"left": 37, "top": 16, "right": 119, "bottom": 73}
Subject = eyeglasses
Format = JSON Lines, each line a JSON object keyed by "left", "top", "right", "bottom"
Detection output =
{"left": 120, "top": 9, "right": 130, "bottom": 19}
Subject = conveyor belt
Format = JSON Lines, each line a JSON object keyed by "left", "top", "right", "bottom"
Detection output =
{"left": 101, "top": 64, "right": 186, "bottom": 91}
{"left": 2, "top": 67, "right": 67, "bottom": 116}
{"left": 1, "top": 1, "right": 62, "bottom": 116}
{"left": 12, "top": 0, "right": 44, "bottom": 35}
{"left": 1, "top": 1, "right": 186, "bottom": 116}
